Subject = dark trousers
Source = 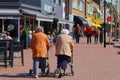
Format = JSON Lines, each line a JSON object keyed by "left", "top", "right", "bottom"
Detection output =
{"left": 57, "top": 55, "right": 70, "bottom": 69}
{"left": 94, "top": 35, "right": 98, "bottom": 43}
{"left": 75, "top": 33, "right": 80, "bottom": 43}
{"left": 87, "top": 34, "right": 92, "bottom": 44}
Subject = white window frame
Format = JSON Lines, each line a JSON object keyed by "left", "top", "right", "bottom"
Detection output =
{"left": 73, "top": 0, "right": 78, "bottom": 9}
{"left": 79, "top": 0, "right": 84, "bottom": 11}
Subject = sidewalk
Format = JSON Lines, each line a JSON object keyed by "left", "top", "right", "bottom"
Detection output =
{"left": 0, "top": 37, "right": 120, "bottom": 80}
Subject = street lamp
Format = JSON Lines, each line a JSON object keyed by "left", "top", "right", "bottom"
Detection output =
{"left": 104, "top": 0, "right": 106, "bottom": 48}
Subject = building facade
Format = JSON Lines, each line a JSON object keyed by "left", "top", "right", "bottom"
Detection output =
{"left": 0, "top": 0, "right": 75, "bottom": 48}
{"left": 69, "top": 0, "right": 101, "bottom": 28}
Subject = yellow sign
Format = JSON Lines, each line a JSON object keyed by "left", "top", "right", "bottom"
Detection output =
{"left": 93, "top": 23, "right": 101, "bottom": 27}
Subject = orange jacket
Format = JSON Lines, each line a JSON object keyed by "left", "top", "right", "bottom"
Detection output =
{"left": 30, "top": 32, "right": 50, "bottom": 58}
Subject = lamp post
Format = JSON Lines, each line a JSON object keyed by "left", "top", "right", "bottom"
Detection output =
{"left": 104, "top": 0, "right": 106, "bottom": 48}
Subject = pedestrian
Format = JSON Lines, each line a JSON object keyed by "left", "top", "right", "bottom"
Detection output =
{"left": 28, "top": 30, "right": 32, "bottom": 47}
{"left": 3, "top": 32, "right": 12, "bottom": 40}
{"left": 74, "top": 24, "right": 82, "bottom": 44}
{"left": 86, "top": 25, "right": 92, "bottom": 44}
{"left": 55, "top": 29, "right": 74, "bottom": 78}
{"left": 30, "top": 26, "right": 50, "bottom": 78}
{"left": 99, "top": 26, "right": 104, "bottom": 44}
{"left": 94, "top": 27, "right": 99, "bottom": 44}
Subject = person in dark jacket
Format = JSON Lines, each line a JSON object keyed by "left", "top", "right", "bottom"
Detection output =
{"left": 99, "top": 26, "right": 104, "bottom": 44}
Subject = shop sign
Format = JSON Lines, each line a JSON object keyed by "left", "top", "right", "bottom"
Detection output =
{"left": 44, "top": 4, "right": 52, "bottom": 13}
{"left": 107, "top": 16, "right": 111, "bottom": 22}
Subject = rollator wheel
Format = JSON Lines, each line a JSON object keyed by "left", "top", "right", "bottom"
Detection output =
{"left": 29, "top": 69, "right": 33, "bottom": 76}
{"left": 46, "top": 64, "right": 50, "bottom": 75}
{"left": 53, "top": 68, "right": 60, "bottom": 77}
{"left": 46, "top": 69, "right": 50, "bottom": 75}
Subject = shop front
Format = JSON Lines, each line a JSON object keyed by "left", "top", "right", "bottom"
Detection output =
{"left": 0, "top": 8, "right": 38, "bottom": 48}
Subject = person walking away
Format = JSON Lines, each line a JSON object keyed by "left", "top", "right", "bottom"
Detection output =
{"left": 86, "top": 26, "right": 92, "bottom": 44}
{"left": 74, "top": 24, "right": 81, "bottom": 44}
{"left": 55, "top": 29, "right": 74, "bottom": 78}
{"left": 99, "top": 26, "right": 104, "bottom": 44}
{"left": 94, "top": 27, "right": 99, "bottom": 44}
{"left": 30, "top": 26, "right": 50, "bottom": 78}
{"left": 28, "top": 31, "right": 32, "bottom": 47}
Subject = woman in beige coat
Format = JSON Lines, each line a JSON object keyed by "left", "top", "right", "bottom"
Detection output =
{"left": 55, "top": 29, "right": 74, "bottom": 78}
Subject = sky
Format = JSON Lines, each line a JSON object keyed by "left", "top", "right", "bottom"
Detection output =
{"left": 106, "top": 0, "right": 115, "bottom": 2}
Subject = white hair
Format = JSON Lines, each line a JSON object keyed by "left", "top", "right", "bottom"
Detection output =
{"left": 61, "top": 29, "right": 69, "bottom": 35}
{"left": 36, "top": 26, "right": 44, "bottom": 32}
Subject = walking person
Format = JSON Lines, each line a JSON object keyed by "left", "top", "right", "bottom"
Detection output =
{"left": 55, "top": 29, "right": 74, "bottom": 78}
{"left": 74, "top": 24, "right": 81, "bottom": 44}
{"left": 86, "top": 25, "right": 92, "bottom": 44}
{"left": 94, "top": 27, "right": 99, "bottom": 44}
{"left": 99, "top": 26, "right": 104, "bottom": 44}
{"left": 30, "top": 26, "right": 50, "bottom": 78}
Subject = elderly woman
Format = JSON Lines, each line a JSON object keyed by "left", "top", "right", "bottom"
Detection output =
{"left": 30, "top": 26, "right": 50, "bottom": 78}
{"left": 55, "top": 29, "right": 74, "bottom": 78}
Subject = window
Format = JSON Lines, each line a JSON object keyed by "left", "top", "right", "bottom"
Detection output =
{"left": 50, "top": 0, "right": 54, "bottom": 2}
{"left": 73, "top": 0, "right": 78, "bottom": 9}
{"left": 56, "top": 0, "right": 59, "bottom": 4}
{"left": 87, "top": 3, "right": 93, "bottom": 14}
{"left": 54, "top": 0, "right": 61, "bottom": 5}
{"left": 79, "top": 0, "right": 84, "bottom": 11}
{"left": 100, "top": 0, "right": 103, "bottom": 6}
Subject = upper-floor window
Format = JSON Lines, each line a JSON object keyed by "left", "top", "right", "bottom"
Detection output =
{"left": 54, "top": 0, "right": 61, "bottom": 5}
{"left": 87, "top": 3, "right": 93, "bottom": 14}
{"left": 73, "top": 0, "right": 78, "bottom": 9}
{"left": 50, "top": 0, "right": 54, "bottom": 2}
{"left": 100, "top": 0, "right": 103, "bottom": 6}
{"left": 79, "top": 0, "right": 84, "bottom": 11}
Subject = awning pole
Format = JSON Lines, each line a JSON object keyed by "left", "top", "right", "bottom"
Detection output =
{"left": 18, "top": 18, "right": 20, "bottom": 42}
{"left": 2, "top": 19, "right": 4, "bottom": 32}
{"left": 24, "top": 17, "right": 26, "bottom": 28}
{"left": 38, "top": 20, "right": 40, "bottom": 26}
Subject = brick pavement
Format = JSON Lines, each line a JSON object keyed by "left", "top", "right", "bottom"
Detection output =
{"left": 0, "top": 37, "right": 120, "bottom": 80}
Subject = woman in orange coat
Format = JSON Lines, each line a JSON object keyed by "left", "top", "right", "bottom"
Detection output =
{"left": 30, "top": 26, "right": 50, "bottom": 78}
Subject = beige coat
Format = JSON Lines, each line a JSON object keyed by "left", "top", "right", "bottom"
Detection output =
{"left": 55, "top": 34, "right": 74, "bottom": 57}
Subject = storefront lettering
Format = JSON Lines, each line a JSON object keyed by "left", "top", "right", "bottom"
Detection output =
{"left": 44, "top": 4, "right": 52, "bottom": 13}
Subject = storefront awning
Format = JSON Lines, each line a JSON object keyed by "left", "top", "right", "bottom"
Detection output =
{"left": 74, "top": 16, "right": 88, "bottom": 27}
{"left": 37, "top": 14, "right": 53, "bottom": 22}
{"left": 59, "top": 19, "right": 74, "bottom": 25}
{"left": 74, "top": 16, "right": 94, "bottom": 27}
{"left": 93, "top": 23, "right": 101, "bottom": 28}
{"left": 0, "top": 9, "right": 22, "bottom": 19}
{"left": 19, "top": 9, "right": 37, "bottom": 18}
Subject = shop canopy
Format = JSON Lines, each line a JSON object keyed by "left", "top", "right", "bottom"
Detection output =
{"left": 0, "top": 9, "right": 22, "bottom": 19}
{"left": 74, "top": 15, "right": 93, "bottom": 27}
{"left": 93, "top": 23, "right": 101, "bottom": 28}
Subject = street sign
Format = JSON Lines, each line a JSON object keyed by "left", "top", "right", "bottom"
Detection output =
{"left": 107, "top": 16, "right": 111, "bottom": 22}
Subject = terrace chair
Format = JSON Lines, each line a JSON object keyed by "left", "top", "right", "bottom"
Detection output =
{"left": 13, "top": 41, "right": 24, "bottom": 66}
{"left": 0, "top": 41, "right": 9, "bottom": 68}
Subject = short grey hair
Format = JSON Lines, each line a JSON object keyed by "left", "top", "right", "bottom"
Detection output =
{"left": 61, "top": 29, "right": 69, "bottom": 35}
{"left": 36, "top": 26, "right": 44, "bottom": 32}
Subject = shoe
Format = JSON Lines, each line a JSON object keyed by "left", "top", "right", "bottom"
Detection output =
{"left": 58, "top": 73, "right": 62, "bottom": 78}
{"left": 33, "top": 75, "right": 39, "bottom": 78}
{"left": 41, "top": 73, "right": 46, "bottom": 76}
